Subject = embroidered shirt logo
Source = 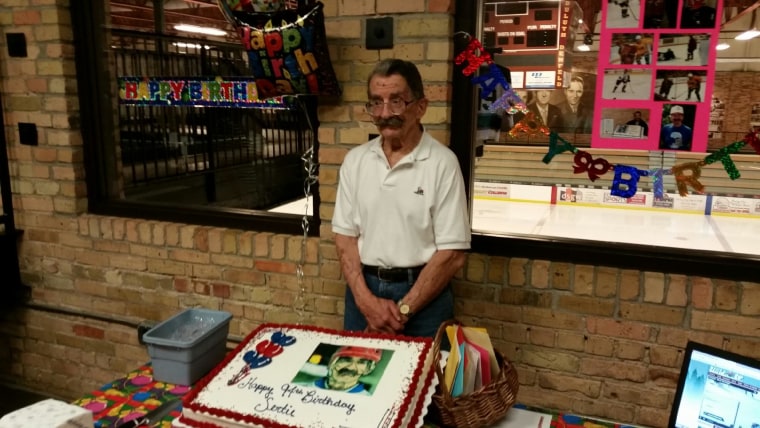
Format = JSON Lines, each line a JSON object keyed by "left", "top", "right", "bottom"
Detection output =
{"left": 414, "top": 187, "right": 424, "bottom": 195}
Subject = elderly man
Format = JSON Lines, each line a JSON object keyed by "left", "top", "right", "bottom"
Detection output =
{"left": 332, "top": 59, "right": 471, "bottom": 338}
{"left": 660, "top": 105, "right": 693, "bottom": 150}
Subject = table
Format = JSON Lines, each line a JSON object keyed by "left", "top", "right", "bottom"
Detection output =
{"left": 72, "top": 364, "right": 188, "bottom": 428}
{"left": 73, "top": 364, "right": 640, "bottom": 428}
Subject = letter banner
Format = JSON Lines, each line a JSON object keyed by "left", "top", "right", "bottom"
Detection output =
{"left": 118, "top": 77, "right": 289, "bottom": 108}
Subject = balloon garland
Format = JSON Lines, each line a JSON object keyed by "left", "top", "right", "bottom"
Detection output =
{"left": 455, "top": 34, "right": 760, "bottom": 198}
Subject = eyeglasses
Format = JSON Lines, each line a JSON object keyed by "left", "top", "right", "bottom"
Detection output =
{"left": 364, "top": 98, "right": 416, "bottom": 116}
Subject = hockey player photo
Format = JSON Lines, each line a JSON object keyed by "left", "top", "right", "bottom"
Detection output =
{"left": 610, "top": 33, "right": 653, "bottom": 66}
{"left": 653, "top": 70, "right": 707, "bottom": 102}
{"left": 606, "top": 0, "right": 640, "bottom": 28}
{"left": 612, "top": 70, "right": 631, "bottom": 93}
{"left": 602, "top": 68, "right": 650, "bottom": 101}
{"left": 681, "top": 0, "right": 717, "bottom": 29}
{"left": 686, "top": 72, "right": 703, "bottom": 102}
{"left": 654, "top": 72, "right": 674, "bottom": 101}
{"left": 643, "top": 0, "right": 677, "bottom": 28}
{"left": 656, "top": 33, "right": 710, "bottom": 66}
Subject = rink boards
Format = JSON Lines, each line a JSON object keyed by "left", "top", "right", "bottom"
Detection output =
{"left": 472, "top": 181, "right": 760, "bottom": 255}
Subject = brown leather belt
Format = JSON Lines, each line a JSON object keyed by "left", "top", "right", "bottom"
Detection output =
{"left": 362, "top": 264, "right": 425, "bottom": 282}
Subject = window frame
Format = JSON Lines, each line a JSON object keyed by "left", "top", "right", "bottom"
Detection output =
{"left": 71, "top": 2, "right": 320, "bottom": 236}
{"left": 450, "top": 0, "right": 760, "bottom": 281}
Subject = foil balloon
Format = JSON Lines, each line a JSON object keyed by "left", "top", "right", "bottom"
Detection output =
{"left": 219, "top": 1, "right": 341, "bottom": 98}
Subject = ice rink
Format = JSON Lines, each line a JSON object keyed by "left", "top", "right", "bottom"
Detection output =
{"left": 602, "top": 69, "right": 652, "bottom": 100}
{"left": 472, "top": 198, "right": 760, "bottom": 256}
{"left": 605, "top": 0, "right": 641, "bottom": 29}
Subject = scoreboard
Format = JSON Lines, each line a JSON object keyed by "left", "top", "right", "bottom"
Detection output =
{"left": 481, "top": 0, "right": 579, "bottom": 88}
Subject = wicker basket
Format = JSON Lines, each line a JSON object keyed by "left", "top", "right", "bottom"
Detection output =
{"left": 430, "top": 320, "right": 519, "bottom": 428}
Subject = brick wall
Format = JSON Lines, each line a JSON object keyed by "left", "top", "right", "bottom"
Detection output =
{"left": 1, "top": 1, "right": 759, "bottom": 427}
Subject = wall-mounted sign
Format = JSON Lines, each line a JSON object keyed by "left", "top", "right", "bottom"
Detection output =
{"left": 481, "top": 0, "right": 580, "bottom": 89}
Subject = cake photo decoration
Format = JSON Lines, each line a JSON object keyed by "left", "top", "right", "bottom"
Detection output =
{"left": 255, "top": 340, "right": 284, "bottom": 357}
{"left": 271, "top": 331, "right": 296, "bottom": 346}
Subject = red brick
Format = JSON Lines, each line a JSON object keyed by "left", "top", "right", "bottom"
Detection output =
{"left": 72, "top": 324, "right": 105, "bottom": 339}
{"left": 255, "top": 260, "right": 297, "bottom": 274}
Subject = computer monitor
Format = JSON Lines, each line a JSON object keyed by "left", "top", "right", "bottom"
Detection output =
{"left": 669, "top": 341, "right": 760, "bottom": 428}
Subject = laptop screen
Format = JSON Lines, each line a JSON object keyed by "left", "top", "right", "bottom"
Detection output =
{"left": 669, "top": 341, "right": 760, "bottom": 428}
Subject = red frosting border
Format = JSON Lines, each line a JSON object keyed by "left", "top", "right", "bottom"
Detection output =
{"left": 183, "top": 323, "right": 433, "bottom": 428}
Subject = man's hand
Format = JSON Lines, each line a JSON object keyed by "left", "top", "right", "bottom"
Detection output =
{"left": 360, "top": 296, "right": 405, "bottom": 334}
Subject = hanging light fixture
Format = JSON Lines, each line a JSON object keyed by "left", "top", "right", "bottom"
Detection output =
{"left": 735, "top": 29, "right": 760, "bottom": 40}
{"left": 735, "top": 10, "right": 760, "bottom": 40}
{"left": 174, "top": 24, "right": 227, "bottom": 36}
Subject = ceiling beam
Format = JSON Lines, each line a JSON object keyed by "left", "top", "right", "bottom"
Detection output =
{"left": 721, "top": 0, "right": 760, "bottom": 28}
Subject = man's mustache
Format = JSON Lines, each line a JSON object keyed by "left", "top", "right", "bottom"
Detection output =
{"left": 335, "top": 368, "right": 359, "bottom": 377}
{"left": 373, "top": 116, "right": 404, "bottom": 128}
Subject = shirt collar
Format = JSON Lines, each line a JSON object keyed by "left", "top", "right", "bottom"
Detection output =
{"left": 369, "top": 127, "right": 432, "bottom": 163}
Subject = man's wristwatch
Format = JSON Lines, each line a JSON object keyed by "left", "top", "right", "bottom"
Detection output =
{"left": 397, "top": 300, "right": 413, "bottom": 317}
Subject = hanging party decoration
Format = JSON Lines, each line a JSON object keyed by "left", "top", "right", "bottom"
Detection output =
{"left": 672, "top": 162, "right": 706, "bottom": 197}
{"left": 610, "top": 166, "right": 649, "bottom": 199}
{"left": 745, "top": 132, "right": 760, "bottom": 155}
{"left": 541, "top": 132, "right": 577, "bottom": 164}
{"left": 509, "top": 111, "right": 550, "bottom": 139}
{"left": 453, "top": 32, "right": 760, "bottom": 200}
{"left": 703, "top": 141, "right": 744, "bottom": 180}
{"left": 572, "top": 151, "right": 613, "bottom": 182}
{"left": 118, "top": 77, "right": 289, "bottom": 108}
{"left": 218, "top": 0, "right": 286, "bottom": 16}
{"left": 218, "top": 1, "right": 341, "bottom": 98}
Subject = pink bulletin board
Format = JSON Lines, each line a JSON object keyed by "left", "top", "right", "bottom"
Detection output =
{"left": 592, "top": 0, "right": 722, "bottom": 152}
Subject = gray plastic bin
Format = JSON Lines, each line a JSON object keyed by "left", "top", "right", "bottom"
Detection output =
{"left": 143, "top": 308, "right": 232, "bottom": 385}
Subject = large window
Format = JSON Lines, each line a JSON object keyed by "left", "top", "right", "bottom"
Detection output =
{"left": 72, "top": 1, "right": 319, "bottom": 235}
{"left": 452, "top": 0, "right": 759, "bottom": 280}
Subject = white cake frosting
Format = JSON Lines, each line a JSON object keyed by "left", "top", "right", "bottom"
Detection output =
{"left": 176, "top": 323, "right": 438, "bottom": 428}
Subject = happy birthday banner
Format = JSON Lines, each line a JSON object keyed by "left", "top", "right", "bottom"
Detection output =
{"left": 118, "top": 77, "right": 288, "bottom": 108}
{"left": 455, "top": 35, "right": 760, "bottom": 198}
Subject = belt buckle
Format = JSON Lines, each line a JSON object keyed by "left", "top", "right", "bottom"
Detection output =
{"left": 377, "top": 267, "right": 394, "bottom": 282}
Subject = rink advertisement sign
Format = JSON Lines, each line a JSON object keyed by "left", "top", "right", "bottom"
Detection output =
{"left": 590, "top": 0, "right": 723, "bottom": 152}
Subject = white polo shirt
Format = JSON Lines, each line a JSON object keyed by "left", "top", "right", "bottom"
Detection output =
{"left": 332, "top": 132, "right": 471, "bottom": 268}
